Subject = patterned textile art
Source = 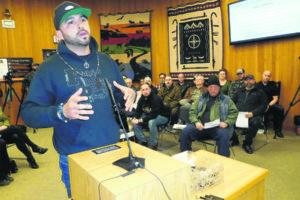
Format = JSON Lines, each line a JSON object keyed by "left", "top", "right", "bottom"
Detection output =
{"left": 168, "top": 0, "right": 223, "bottom": 78}
{"left": 100, "top": 12, "right": 151, "bottom": 83}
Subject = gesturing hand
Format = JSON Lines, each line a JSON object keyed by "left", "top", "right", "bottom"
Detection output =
{"left": 113, "top": 81, "right": 136, "bottom": 112}
{"left": 62, "top": 88, "right": 94, "bottom": 120}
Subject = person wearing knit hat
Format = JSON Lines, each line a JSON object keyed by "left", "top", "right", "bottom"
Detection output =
{"left": 21, "top": 1, "right": 136, "bottom": 198}
{"left": 207, "top": 75, "right": 221, "bottom": 87}
{"left": 180, "top": 75, "right": 239, "bottom": 157}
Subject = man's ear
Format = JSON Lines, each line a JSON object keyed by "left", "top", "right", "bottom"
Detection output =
{"left": 56, "top": 30, "right": 64, "bottom": 40}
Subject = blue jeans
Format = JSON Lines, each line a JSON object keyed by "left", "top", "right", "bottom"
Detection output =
{"left": 133, "top": 115, "right": 168, "bottom": 146}
{"left": 180, "top": 124, "right": 233, "bottom": 157}
{"left": 59, "top": 155, "right": 71, "bottom": 198}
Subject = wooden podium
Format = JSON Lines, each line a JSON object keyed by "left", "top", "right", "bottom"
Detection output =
{"left": 68, "top": 142, "right": 191, "bottom": 200}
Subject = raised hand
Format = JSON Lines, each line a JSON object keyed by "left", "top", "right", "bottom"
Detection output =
{"left": 62, "top": 88, "right": 94, "bottom": 120}
{"left": 113, "top": 81, "right": 136, "bottom": 111}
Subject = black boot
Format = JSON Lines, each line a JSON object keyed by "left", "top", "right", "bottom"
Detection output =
{"left": 32, "top": 146, "right": 48, "bottom": 154}
{"left": 27, "top": 158, "right": 39, "bottom": 169}
{"left": 10, "top": 159, "right": 18, "bottom": 173}
{"left": 275, "top": 130, "right": 284, "bottom": 138}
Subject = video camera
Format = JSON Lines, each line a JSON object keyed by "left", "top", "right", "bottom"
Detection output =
{"left": 3, "top": 71, "right": 14, "bottom": 85}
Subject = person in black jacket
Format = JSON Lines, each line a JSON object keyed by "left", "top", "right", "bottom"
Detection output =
{"left": 231, "top": 74, "right": 268, "bottom": 154}
{"left": 256, "top": 70, "right": 284, "bottom": 138}
{"left": 131, "top": 84, "right": 169, "bottom": 150}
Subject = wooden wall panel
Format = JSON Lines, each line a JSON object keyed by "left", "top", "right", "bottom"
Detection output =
{"left": 0, "top": 0, "right": 299, "bottom": 129}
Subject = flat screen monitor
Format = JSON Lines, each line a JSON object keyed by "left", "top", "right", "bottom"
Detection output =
{"left": 228, "top": 0, "right": 300, "bottom": 45}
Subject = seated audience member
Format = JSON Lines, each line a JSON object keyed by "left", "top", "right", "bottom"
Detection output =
{"left": 131, "top": 84, "right": 169, "bottom": 150}
{"left": 125, "top": 78, "right": 136, "bottom": 91}
{"left": 257, "top": 70, "right": 284, "bottom": 138}
{"left": 231, "top": 74, "right": 268, "bottom": 154}
{"left": 181, "top": 75, "right": 207, "bottom": 105}
{"left": 176, "top": 73, "right": 190, "bottom": 97}
{"left": 136, "top": 78, "right": 145, "bottom": 91}
{"left": 228, "top": 68, "right": 246, "bottom": 98}
{"left": 0, "top": 138, "right": 13, "bottom": 186}
{"left": 158, "top": 76, "right": 181, "bottom": 124}
{"left": 219, "top": 69, "right": 231, "bottom": 95}
{"left": 180, "top": 76, "right": 238, "bottom": 157}
{"left": 156, "top": 73, "right": 166, "bottom": 91}
{"left": 0, "top": 109, "right": 47, "bottom": 169}
{"left": 144, "top": 76, "right": 158, "bottom": 94}
{"left": 179, "top": 75, "right": 207, "bottom": 123}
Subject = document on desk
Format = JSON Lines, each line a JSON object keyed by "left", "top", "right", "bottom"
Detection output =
{"left": 236, "top": 112, "right": 249, "bottom": 128}
{"left": 204, "top": 119, "right": 220, "bottom": 129}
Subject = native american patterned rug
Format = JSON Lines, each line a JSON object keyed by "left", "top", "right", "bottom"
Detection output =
{"left": 168, "top": 0, "right": 223, "bottom": 78}
{"left": 99, "top": 12, "right": 151, "bottom": 83}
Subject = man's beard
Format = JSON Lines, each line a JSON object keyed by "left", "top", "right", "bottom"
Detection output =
{"left": 246, "top": 82, "right": 255, "bottom": 89}
{"left": 63, "top": 30, "right": 91, "bottom": 47}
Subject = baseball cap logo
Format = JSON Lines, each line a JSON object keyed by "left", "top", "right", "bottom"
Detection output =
{"left": 65, "top": 5, "right": 74, "bottom": 10}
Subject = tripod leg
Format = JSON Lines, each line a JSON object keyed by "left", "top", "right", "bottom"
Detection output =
{"left": 16, "top": 89, "right": 27, "bottom": 125}
{"left": 11, "top": 87, "right": 21, "bottom": 102}
{"left": 2, "top": 88, "right": 11, "bottom": 111}
{"left": 283, "top": 84, "right": 300, "bottom": 121}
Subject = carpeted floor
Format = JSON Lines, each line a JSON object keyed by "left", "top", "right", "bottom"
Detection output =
{"left": 1, "top": 127, "right": 299, "bottom": 200}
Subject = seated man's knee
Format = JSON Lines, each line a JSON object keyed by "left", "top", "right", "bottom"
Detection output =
{"left": 148, "top": 119, "right": 156, "bottom": 127}
{"left": 217, "top": 128, "right": 230, "bottom": 141}
{"left": 250, "top": 117, "right": 262, "bottom": 127}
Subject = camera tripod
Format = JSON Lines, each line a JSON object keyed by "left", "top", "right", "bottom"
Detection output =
{"left": 2, "top": 80, "right": 27, "bottom": 125}
{"left": 2, "top": 81, "right": 21, "bottom": 113}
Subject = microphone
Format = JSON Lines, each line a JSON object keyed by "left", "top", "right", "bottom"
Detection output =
{"left": 104, "top": 78, "right": 145, "bottom": 171}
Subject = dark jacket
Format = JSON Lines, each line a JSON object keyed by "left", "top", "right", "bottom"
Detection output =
{"left": 232, "top": 86, "right": 268, "bottom": 117}
{"left": 228, "top": 79, "right": 245, "bottom": 98}
{"left": 158, "top": 84, "right": 181, "bottom": 109}
{"left": 133, "top": 91, "right": 169, "bottom": 125}
{"left": 177, "top": 81, "right": 190, "bottom": 97}
{"left": 150, "top": 84, "right": 158, "bottom": 94}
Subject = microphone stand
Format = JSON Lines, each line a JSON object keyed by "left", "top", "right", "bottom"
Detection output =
{"left": 104, "top": 78, "right": 145, "bottom": 171}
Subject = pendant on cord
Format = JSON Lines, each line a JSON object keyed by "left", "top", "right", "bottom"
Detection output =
{"left": 84, "top": 61, "right": 90, "bottom": 69}
{"left": 96, "top": 77, "right": 101, "bottom": 88}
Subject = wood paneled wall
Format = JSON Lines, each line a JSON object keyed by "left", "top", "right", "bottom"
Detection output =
{"left": 0, "top": 0, "right": 299, "bottom": 129}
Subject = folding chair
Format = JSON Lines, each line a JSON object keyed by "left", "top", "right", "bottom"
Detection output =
{"left": 197, "top": 138, "right": 236, "bottom": 159}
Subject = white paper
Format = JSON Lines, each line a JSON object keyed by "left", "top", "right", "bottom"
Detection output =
{"left": 204, "top": 119, "right": 220, "bottom": 129}
{"left": 236, "top": 112, "right": 249, "bottom": 128}
{"left": 173, "top": 124, "right": 187, "bottom": 130}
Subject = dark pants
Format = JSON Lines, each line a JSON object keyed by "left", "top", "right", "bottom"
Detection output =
{"left": 0, "top": 139, "right": 11, "bottom": 179}
{"left": 0, "top": 126, "right": 36, "bottom": 160}
{"left": 180, "top": 124, "right": 233, "bottom": 157}
{"left": 264, "top": 104, "right": 284, "bottom": 131}
{"left": 245, "top": 116, "right": 263, "bottom": 145}
{"left": 179, "top": 104, "right": 191, "bottom": 124}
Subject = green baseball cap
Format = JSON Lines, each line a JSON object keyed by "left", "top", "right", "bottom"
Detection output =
{"left": 53, "top": 1, "right": 91, "bottom": 30}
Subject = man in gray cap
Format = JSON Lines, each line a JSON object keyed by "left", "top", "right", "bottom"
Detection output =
{"left": 21, "top": 1, "right": 135, "bottom": 197}
{"left": 180, "top": 76, "right": 238, "bottom": 157}
{"left": 228, "top": 68, "right": 246, "bottom": 98}
{"left": 231, "top": 74, "right": 268, "bottom": 154}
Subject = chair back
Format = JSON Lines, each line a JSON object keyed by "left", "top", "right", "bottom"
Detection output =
{"left": 275, "top": 81, "right": 281, "bottom": 103}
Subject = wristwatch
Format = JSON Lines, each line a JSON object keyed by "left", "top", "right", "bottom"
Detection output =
{"left": 57, "top": 103, "right": 69, "bottom": 123}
